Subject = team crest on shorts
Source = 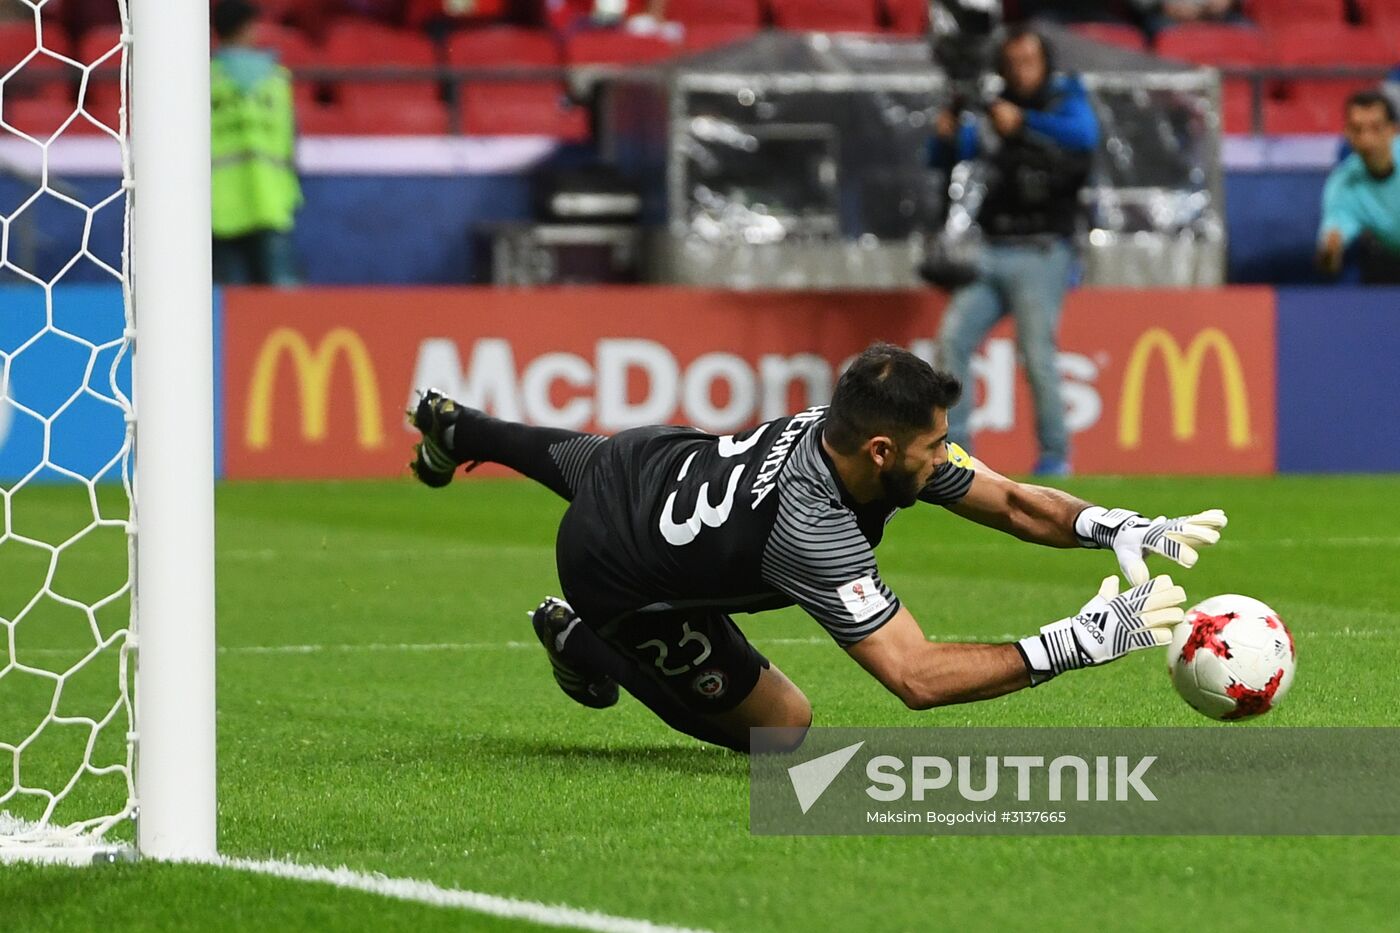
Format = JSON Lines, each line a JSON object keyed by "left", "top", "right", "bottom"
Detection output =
{"left": 692, "top": 669, "right": 728, "bottom": 699}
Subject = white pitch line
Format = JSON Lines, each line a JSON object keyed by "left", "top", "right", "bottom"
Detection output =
{"left": 217, "top": 537, "right": 1400, "bottom": 563}
{"left": 213, "top": 856, "right": 716, "bottom": 933}
{"left": 16, "top": 627, "right": 1394, "bottom": 662}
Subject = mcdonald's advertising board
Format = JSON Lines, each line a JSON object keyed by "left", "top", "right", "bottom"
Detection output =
{"left": 220, "top": 287, "right": 1277, "bottom": 479}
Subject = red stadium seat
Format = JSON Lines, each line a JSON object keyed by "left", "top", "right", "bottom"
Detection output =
{"left": 665, "top": 0, "right": 763, "bottom": 28}
{"left": 1221, "top": 78, "right": 1261, "bottom": 134}
{"left": 883, "top": 0, "right": 926, "bottom": 35}
{"left": 294, "top": 99, "right": 346, "bottom": 134}
{"left": 323, "top": 96, "right": 451, "bottom": 134}
{"left": 1, "top": 21, "right": 72, "bottom": 66}
{"left": 1154, "top": 23, "right": 1268, "bottom": 66}
{"left": 1, "top": 96, "right": 80, "bottom": 139}
{"left": 1068, "top": 22, "right": 1146, "bottom": 52}
{"left": 76, "top": 24, "right": 124, "bottom": 71}
{"left": 1358, "top": 0, "right": 1400, "bottom": 22}
{"left": 1246, "top": 0, "right": 1346, "bottom": 26}
{"left": 563, "top": 31, "right": 680, "bottom": 65}
{"left": 1263, "top": 96, "right": 1334, "bottom": 133}
{"left": 446, "top": 27, "right": 561, "bottom": 67}
{"left": 322, "top": 18, "right": 440, "bottom": 104}
{"left": 249, "top": 22, "right": 318, "bottom": 68}
{"left": 459, "top": 81, "right": 589, "bottom": 140}
{"left": 406, "top": 0, "right": 508, "bottom": 29}
{"left": 766, "top": 0, "right": 880, "bottom": 32}
{"left": 683, "top": 24, "right": 760, "bottom": 52}
{"left": 1, "top": 23, "right": 78, "bottom": 99}
{"left": 74, "top": 84, "right": 121, "bottom": 133}
{"left": 1268, "top": 23, "right": 1393, "bottom": 66}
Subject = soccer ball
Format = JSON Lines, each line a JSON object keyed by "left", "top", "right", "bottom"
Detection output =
{"left": 1167, "top": 594, "right": 1296, "bottom": 721}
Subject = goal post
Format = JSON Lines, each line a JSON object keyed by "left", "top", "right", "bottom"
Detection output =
{"left": 0, "top": 0, "right": 216, "bottom": 862}
{"left": 130, "top": 0, "right": 218, "bottom": 861}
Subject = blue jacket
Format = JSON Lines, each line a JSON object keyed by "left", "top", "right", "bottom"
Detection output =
{"left": 932, "top": 73, "right": 1100, "bottom": 239}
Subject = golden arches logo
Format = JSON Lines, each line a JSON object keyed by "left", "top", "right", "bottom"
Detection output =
{"left": 245, "top": 327, "right": 385, "bottom": 450}
{"left": 1118, "top": 327, "right": 1251, "bottom": 450}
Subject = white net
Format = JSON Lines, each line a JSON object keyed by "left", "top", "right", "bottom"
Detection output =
{"left": 0, "top": 0, "right": 135, "bottom": 856}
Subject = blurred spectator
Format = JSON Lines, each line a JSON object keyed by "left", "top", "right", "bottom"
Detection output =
{"left": 210, "top": 0, "right": 303, "bottom": 286}
{"left": 1017, "top": 1, "right": 1132, "bottom": 24}
{"left": 932, "top": 26, "right": 1098, "bottom": 476}
{"left": 1129, "top": 0, "right": 1245, "bottom": 37}
{"left": 1318, "top": 90, "right": 1400, "bottom": 284}
{"left": 343, "top": 0, "right": 408, "bottom": 23}
{"left": 57, "top": 0, "right": 121, "bottom": 37}
{"left": 406, "top": 0, "right": 508, "bottom": 35}
{"left": 0, "top": 1, "right": 30, "bottom": 24}
{"left": 543, "top": 0, "right": 669, "bottom": 35}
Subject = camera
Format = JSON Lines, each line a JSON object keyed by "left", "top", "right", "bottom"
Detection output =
{"left": 918, "top": 0, "right": 1004, "bottom": 289}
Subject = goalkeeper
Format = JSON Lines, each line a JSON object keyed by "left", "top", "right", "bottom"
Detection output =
{"left": 409, "top": 344, "right": 1226, "bottom": 753}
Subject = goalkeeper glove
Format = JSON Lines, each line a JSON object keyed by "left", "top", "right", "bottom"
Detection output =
{"left": 1075, "top": 507, "right": 1228, "bottom": 587}
{"left": 1016, "top": 574, "right": 1186, "bottom": 685}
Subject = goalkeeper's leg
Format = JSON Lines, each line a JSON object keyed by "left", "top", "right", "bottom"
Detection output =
{"left": 537, "top": 598, "right": 811, "bottom": 754}
{"left": 408, "top": 389, "right": 604, "bottom": 500}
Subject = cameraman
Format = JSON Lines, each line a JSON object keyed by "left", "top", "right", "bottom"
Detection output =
{"left": 932, "top": 26, "right": 1098, "bottom": 476}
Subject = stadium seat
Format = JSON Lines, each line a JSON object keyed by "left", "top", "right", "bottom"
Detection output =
{"left": 883, "top": 0, "right": 927, "bottom": 35}
{"left": 0, "top": 21, "right": 73, "bottom": 66}
{"left": 312, "top": 95, "right": 450, "bottom": 134}
{"left": 0, "top": 24, "right": 78, "bottom": 99}
{"left": 1246, "top": 0, "right": 1346, "bottom": 26}
{"left": 1068, "top": 22, "right": 1146, "bottom": 52}
{"left": 683, "top": 24, "right": 761, "bottom": 52}
{"left": 459, "top": 80, "right": 589, "bottom": 140}
{"left": 293, "top": 99, "right": 346, "bottom": 134}
{"left": 1263, "top": 96, "right": 1334, "bottom": 134}
{"left": 76, "top": 24, "right": 123, "bottom": 70}
{"left": 250, "top": 21, "right": 318, "bottom": 68}
{"left": 1221, "top": 78, "right": 1261, "bottom": 134}
{"left": 322, "top": 18, "right": 440, "bottom": 104}
{"left": 406, "top": 0, "right": 509, "bottom": 29}
{"left": 445, "top": 27, "right": 560, "bottom": 67}
{"left": 1154, "top": 23, "right": 1268, "bottom": 67}
{"left": 1267, "top": 23, "right": 1394, "bottom": 66}
{"left": 563, "top": 31, "right": 680, "bottom": 66}
{"left": 665, "top": 0, "right": 763, "bottom": 28}
{"left": 0, "top": 96, "right": 79, "bottom": 139}
{"left": 74, "top": 84, "right": 121, "bottom": 134}
{"left": 1278, "top": 78, "right": 1378, "bottom": 130}
{"left": 766, "top": 0, "right": 880, "bottom": 32}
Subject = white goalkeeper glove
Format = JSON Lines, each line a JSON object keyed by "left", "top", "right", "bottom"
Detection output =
{"left": 1075, "top": 507, "right": 1228, "bottom": 587}
{"left": 1016, "top": 574, "right": 1186, "bottom": 685}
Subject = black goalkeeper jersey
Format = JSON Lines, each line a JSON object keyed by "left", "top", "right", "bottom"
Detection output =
{"left": 555, "top": 407, "right": 976, "bottom": 645}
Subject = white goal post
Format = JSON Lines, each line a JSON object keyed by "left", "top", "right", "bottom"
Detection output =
{"left": 130, "top": 0, "right": 218, "bottom": 861}
{"left": 0, "top": 0, "right": 216, "bottom": 862}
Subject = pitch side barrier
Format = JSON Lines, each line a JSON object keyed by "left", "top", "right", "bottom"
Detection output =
{"left": 2, "top": 285, "right": 1395, "bottom": 481}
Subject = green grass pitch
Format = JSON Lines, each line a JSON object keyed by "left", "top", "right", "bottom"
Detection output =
{"left": 3, "top": 474, "right": 1400, "bottom": 931}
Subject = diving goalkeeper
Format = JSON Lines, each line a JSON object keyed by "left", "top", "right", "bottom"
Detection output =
{"left": 409, "top": 343, "right": 1225, "bottom": 753}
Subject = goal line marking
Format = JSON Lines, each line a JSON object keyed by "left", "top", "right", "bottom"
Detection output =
{"left": 19, "top": 627, "right": 1389, "bottom": 662}
{"left": 212, "top": 856, "right": 717, "bottom": 933}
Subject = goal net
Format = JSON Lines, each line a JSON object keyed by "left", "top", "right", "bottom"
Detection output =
{"left": 1, "top": 0, "right": 216, "bottom": 863}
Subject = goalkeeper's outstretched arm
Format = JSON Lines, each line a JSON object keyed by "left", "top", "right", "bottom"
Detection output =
{"left": 945, "top": 459, "right": 1088, "bottom": 548}
{"left": 845, "top": 574, "right": 1186, "bottom": 709}
{"left": 944, "top": 458, "right": 1229, "bottom": 586}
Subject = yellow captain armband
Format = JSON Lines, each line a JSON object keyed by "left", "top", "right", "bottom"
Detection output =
{"left": 946, "top": 441, "right": 973, "bottom": 470}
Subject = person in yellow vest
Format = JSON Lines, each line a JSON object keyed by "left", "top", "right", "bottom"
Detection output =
{"left": 211, "top": 0, "right": 303, "bottom": 286}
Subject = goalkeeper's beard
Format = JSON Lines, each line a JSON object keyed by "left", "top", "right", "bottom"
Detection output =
{"left": 879, "top": 462, "right": 924, "bottom": 508}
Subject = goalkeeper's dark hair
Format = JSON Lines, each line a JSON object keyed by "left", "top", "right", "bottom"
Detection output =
{"left": 823, "top": 343, "right": 961, "bottom": 454}
{"left": 213, "top": 0, "right": 260, "bottom": 42}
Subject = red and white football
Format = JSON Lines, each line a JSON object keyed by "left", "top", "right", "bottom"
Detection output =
{"left": 1168, "top": 594, "right": 1297, "bottom": 721}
